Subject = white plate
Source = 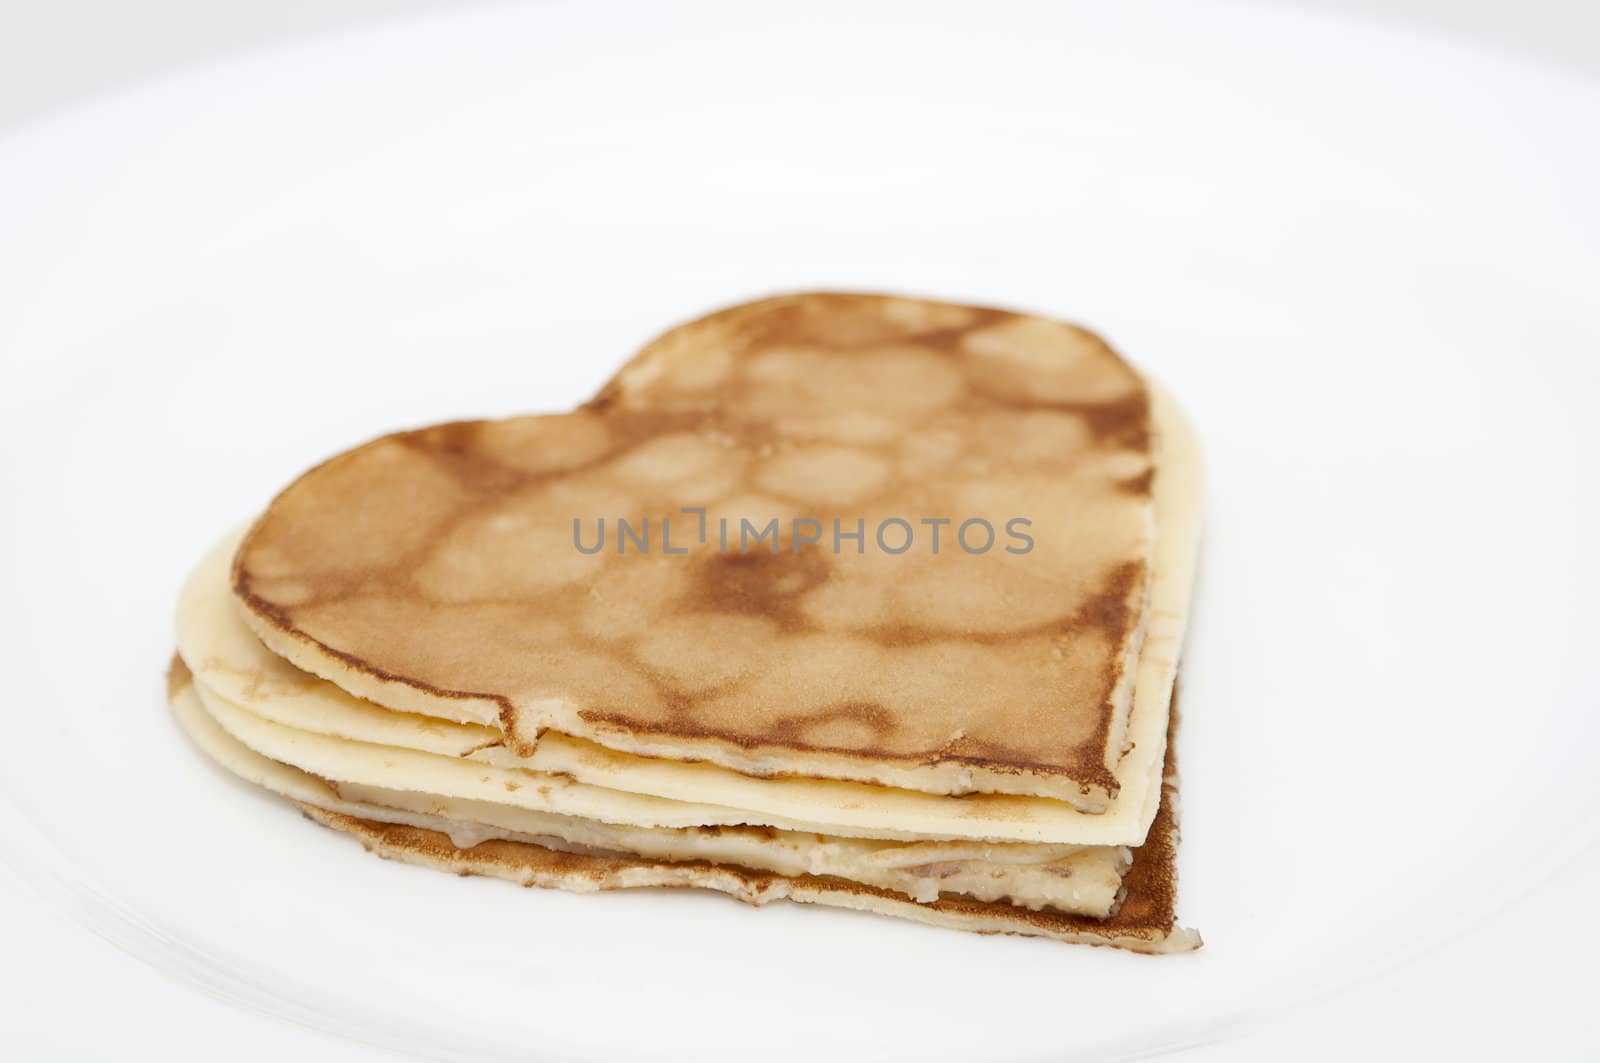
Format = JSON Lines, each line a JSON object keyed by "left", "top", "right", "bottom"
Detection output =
{"left": 2, "top": 1, "right": 1597, "bottom": 1059}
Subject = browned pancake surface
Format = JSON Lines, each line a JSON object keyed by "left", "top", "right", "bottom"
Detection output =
{"left": 235, "top": 293, "right": 1155, "bottom": 799}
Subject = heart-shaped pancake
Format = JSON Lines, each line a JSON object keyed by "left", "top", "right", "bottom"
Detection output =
{"left": 232, "top": 293, "right": 1164, "bottom": 806}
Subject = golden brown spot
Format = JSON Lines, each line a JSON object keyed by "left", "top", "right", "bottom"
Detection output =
{"left": 165, "top": 655, "right": 194, "bottom": 700}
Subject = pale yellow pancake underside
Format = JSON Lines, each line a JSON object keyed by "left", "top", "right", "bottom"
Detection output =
{"left": 170, "top": 674, "right": 1128, "bottom": 914}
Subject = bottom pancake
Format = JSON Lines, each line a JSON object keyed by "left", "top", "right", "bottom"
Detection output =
{"left": 299, "top": 763, "right": 1197, "bottom": 953}
{"left": 168, "top": 659, "right": 1198, "bottom": 952}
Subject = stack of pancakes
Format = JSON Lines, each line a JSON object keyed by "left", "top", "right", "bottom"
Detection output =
{"left": 168, "top": 293, "right": 1203, "bottom": 952}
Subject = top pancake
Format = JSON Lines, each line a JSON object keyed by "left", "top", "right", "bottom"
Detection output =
{"left": 233, "top": 293, "right": 1163, "bottom": 804}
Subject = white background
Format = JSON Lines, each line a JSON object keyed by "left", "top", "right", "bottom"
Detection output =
{"left": 1, "top": 2, "right": 1596, "bottom": 1060}
{"left": 4, "top": 0, "right": 1600, "bottom": 132}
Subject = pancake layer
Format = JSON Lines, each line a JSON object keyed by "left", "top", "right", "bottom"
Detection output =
{"left": 233, "top": 294, "right": 1169, "bottom": 805}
